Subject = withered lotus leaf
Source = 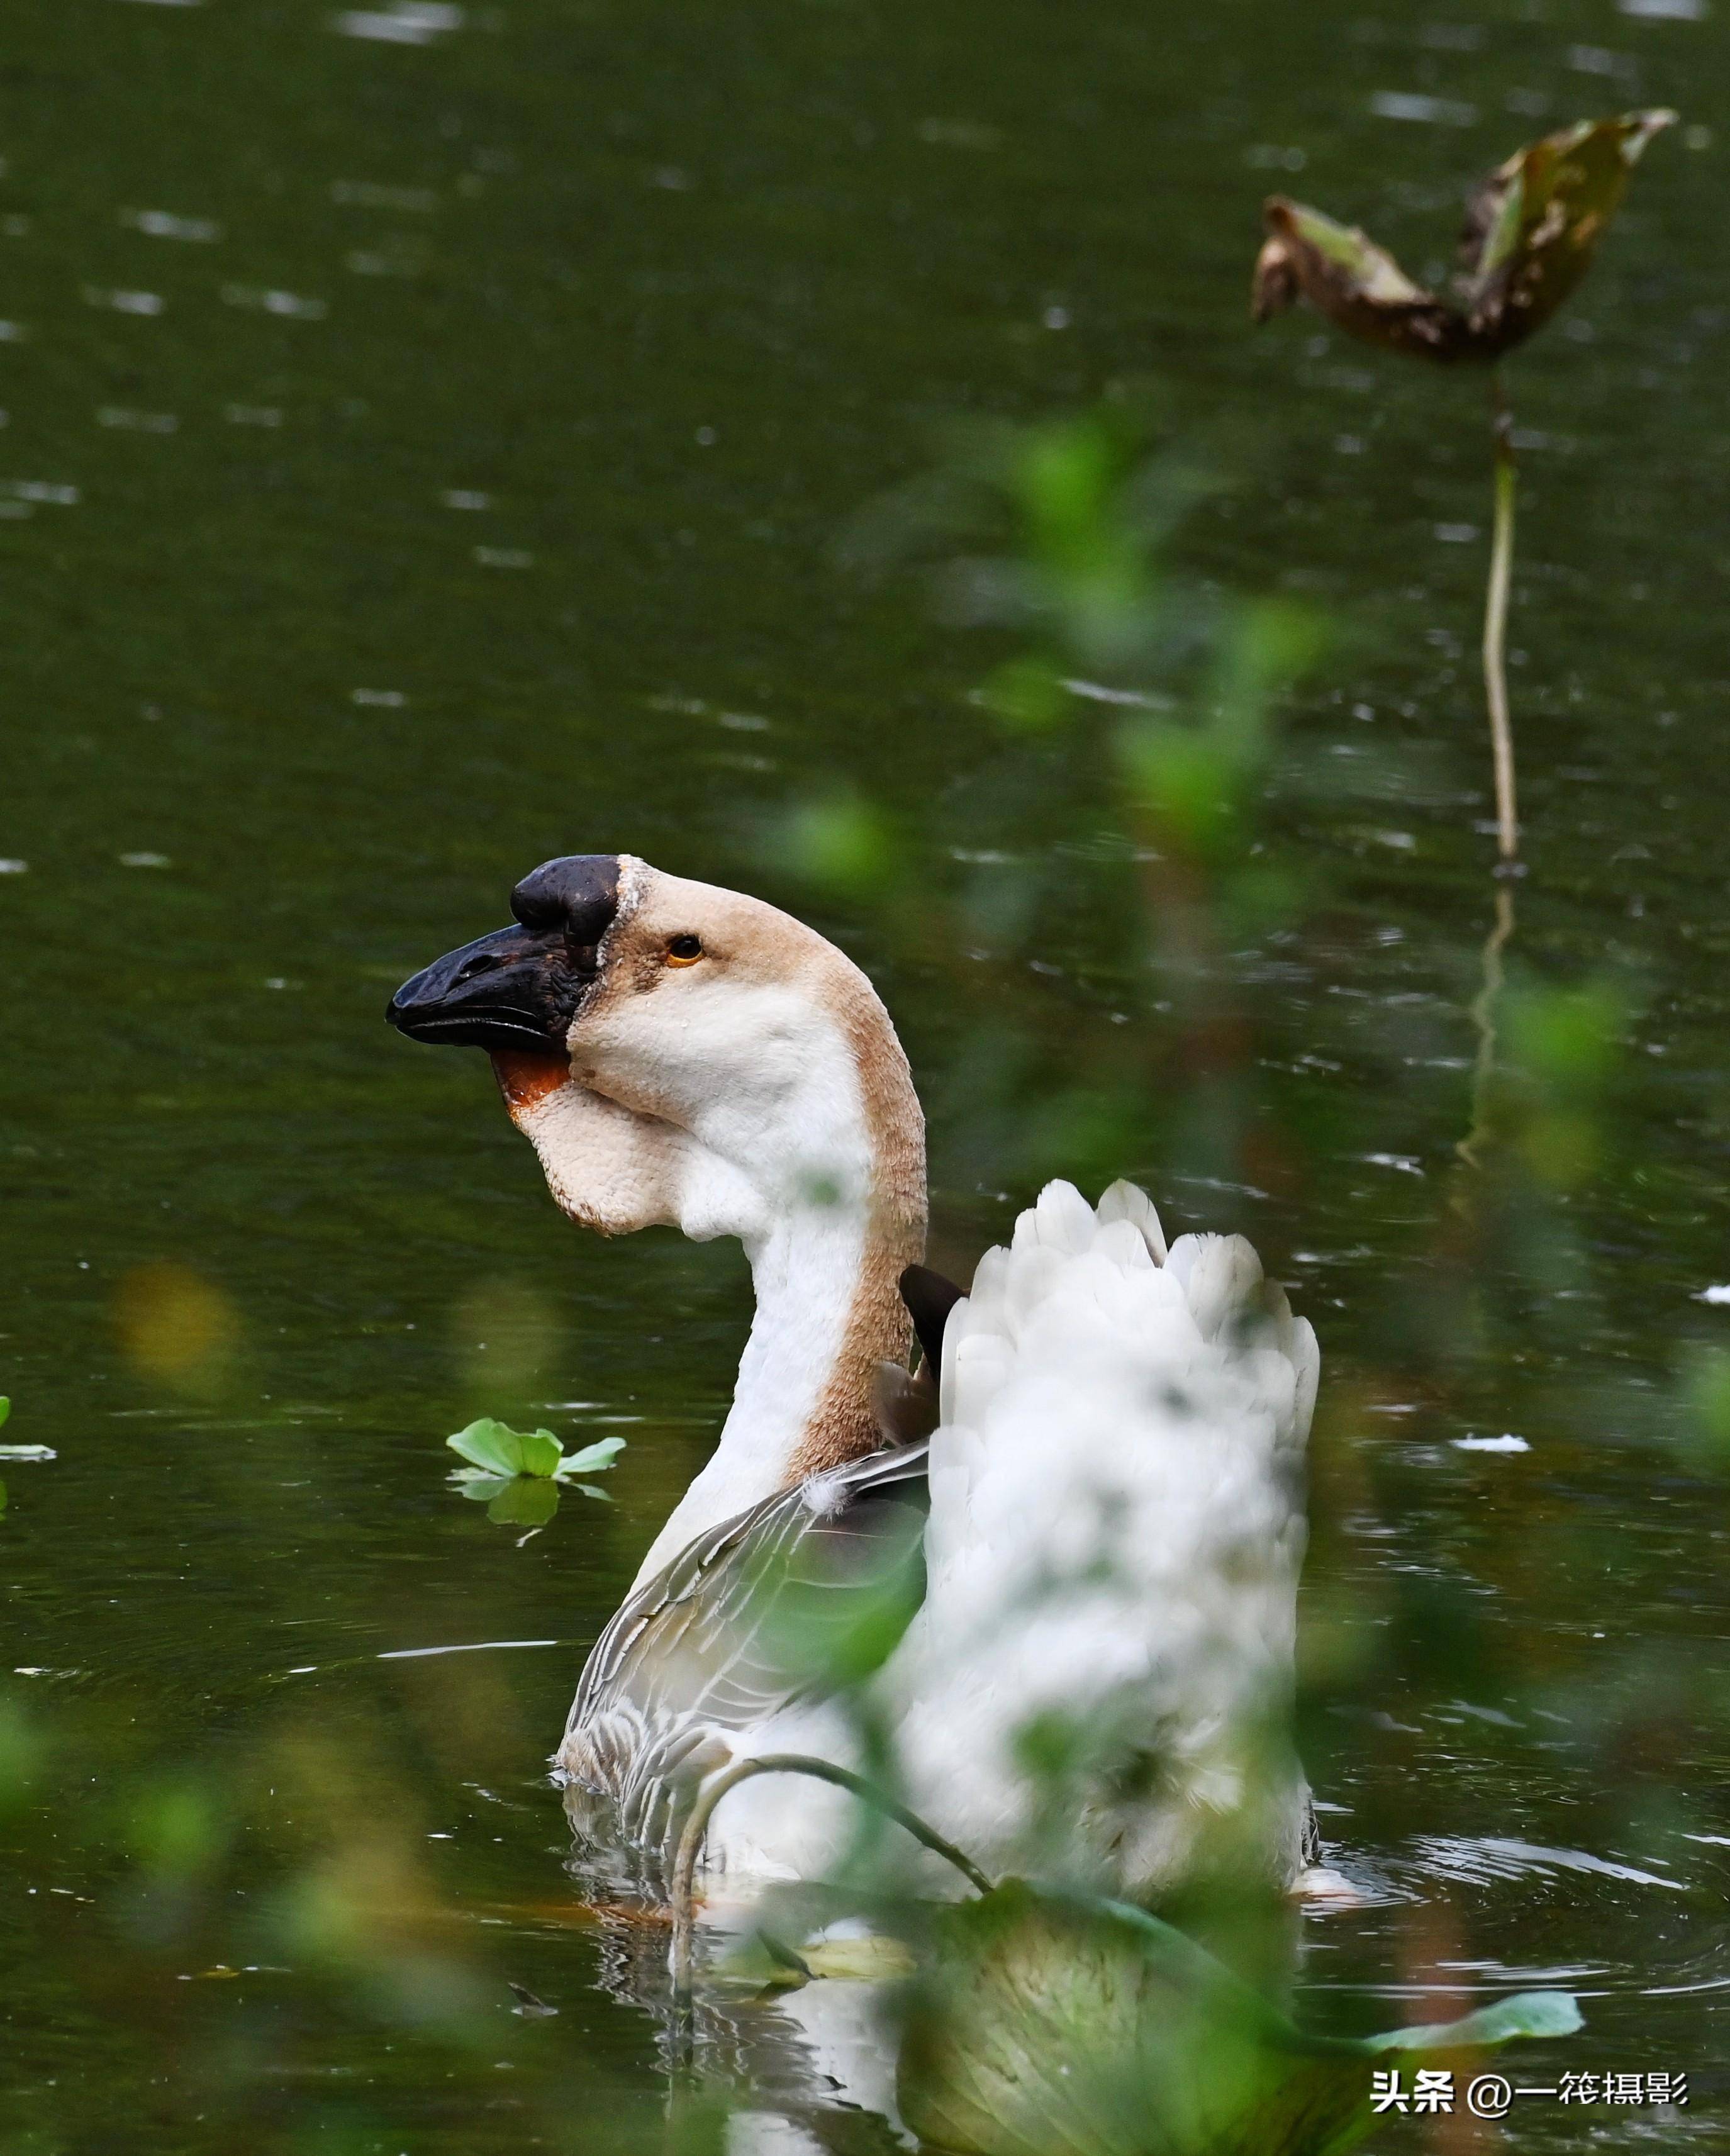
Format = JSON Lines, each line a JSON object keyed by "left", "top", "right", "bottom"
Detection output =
{"left": 1253, "top": 109, "right": 1675, "bottom": 365}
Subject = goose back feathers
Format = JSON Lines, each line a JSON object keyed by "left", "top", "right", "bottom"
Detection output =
{"left": 557, "top": 1178, "right": 1320, "bottom": 1900}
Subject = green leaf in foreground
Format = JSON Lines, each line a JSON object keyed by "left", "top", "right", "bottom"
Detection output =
{"left": 898, "top": 1881, "right": 1581, "bottom": 2156}
{"left": 1252, "top": 109, "right": 1675, "bottom": 364}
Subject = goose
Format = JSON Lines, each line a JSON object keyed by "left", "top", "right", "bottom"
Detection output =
{"left": 389, "top": 852, "right": 1327, "bottom": 1906}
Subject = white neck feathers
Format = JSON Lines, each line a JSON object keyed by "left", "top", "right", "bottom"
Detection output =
{"left": 628, "top": 975, "right": 924, "bottom": 1585}
{"left": 495, "top": 864, "right": 926, "bottom": 1587}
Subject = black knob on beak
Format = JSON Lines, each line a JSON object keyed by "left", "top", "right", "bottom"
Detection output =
{"left": 387, "top": 854, "right": 622, "bottom": 1053}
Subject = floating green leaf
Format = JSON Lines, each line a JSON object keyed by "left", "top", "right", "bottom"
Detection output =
{"left": 447, "top": 1417, "right": 557, "bottom": 1478}
{"left": 445, "top": 1419, "right": 624, "bottom": 1524}
{"left": 515, "top": 1426, "right": 563, "bottom": 1478}
{"left": 1252, "top": 110, "right": 1675, "bottom": 364}
{"left": 449, "top": 1418, "right": 534, "bottom": 1477}
{"left": 552, "top": 1436, "right": 626, "bottom": 1480}
{"left": 898, "top": 1881, "right": 1581, "bottom": 2156}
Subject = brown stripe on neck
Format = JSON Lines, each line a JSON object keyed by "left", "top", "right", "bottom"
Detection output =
{"left": 784, "top": 963, "right": 927, "bottom": 1483}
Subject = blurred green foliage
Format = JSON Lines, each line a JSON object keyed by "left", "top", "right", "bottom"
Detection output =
{"left": 803, "top": 408, "right": 1332, "bottom": 1204}
{"left": 898, "top": 1880, "right": 1579, "bottom": 2156}
{"left": 776, "top": 388, "right": 1726, "bottom": 2089}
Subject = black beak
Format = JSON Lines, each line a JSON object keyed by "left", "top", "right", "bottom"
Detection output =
{"left": 386, "top": 853, "right": 622, "bottom": 1054}
{"left": 386, "top": 921, "right": 578, "bottom": 1051}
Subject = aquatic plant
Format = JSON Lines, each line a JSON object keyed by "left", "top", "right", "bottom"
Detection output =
{"left": 445, "top": 1416, "right": 624, "bottom": 1524}
{"left": 1252, "top": 110, "right": 1676, "bottom": 869}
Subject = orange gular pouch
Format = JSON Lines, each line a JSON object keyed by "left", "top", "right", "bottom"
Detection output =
{"left": 490, "top": 1049, "right": 572, "bottom": 1117}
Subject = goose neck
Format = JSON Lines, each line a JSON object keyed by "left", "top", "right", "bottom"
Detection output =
{"left": 628, "top": 1191, "right": 919, "bottom": 1588}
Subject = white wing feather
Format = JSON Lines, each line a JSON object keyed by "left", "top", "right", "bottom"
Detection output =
{"left": 622, "top": 1178, "right": 1319, "bottom": 1902}
{"left": 883, "top": 1180, "right": 1315, "bottom": 1898}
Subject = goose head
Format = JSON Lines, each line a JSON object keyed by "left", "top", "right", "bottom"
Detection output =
{"left": 388, "top": 852, "right": 926, "bottom": 1256}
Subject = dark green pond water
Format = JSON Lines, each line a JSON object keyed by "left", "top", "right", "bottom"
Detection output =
{"left": 4, "top": 1, "right": 1729, "bottom": 2149}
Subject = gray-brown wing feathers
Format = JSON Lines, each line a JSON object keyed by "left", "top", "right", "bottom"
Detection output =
{"left": 556, "top": 1443, "right": 929, "bottom": 1857}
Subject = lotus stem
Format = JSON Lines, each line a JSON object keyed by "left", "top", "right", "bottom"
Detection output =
{"left": 1484, "top": 374, "right": 1519, "bottom": 867}
{"left": 668, "top": 1753, "right": 991, "bottom": 2005}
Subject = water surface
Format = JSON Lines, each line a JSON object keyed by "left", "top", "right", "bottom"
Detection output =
{"left": 3, "top": 1, "right": 1728, "bottom": 2148}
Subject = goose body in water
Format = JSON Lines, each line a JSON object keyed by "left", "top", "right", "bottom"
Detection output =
{"left": 390, "top": 854, "right": 1325, "bottom": 1901}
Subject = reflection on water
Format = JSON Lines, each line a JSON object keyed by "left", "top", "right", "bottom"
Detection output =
{"left": 589, "top": 1899, "right": 910, "bottom": 2152}
{"left": 4, "top": 0, "right": 1730, "bottom": 2145}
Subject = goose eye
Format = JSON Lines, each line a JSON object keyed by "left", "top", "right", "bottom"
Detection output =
{"left": 665, "top": 933, "right": 704, "bottom": 967}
